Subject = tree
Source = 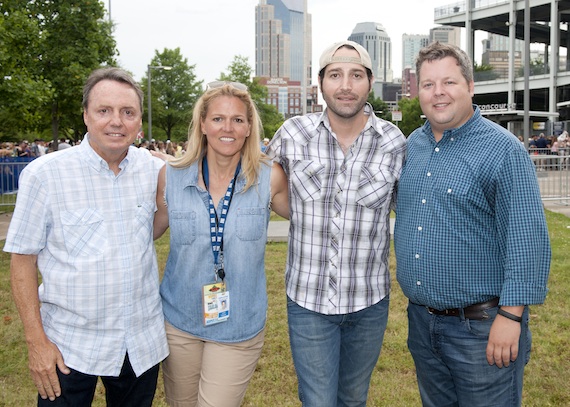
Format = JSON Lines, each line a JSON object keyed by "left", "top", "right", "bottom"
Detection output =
{"left": 0, "top": 7, "right": 53, "bottom": 139}
{"left": 142, "top": 48, "right": 203, "bottom": 142}
{"left": 367, "top": 91, "right": 391, "bottom": 122}
{"left": 218, "top": 55, "right": 284, "bottom": 139}
{"left": 474, "top": 62, "right": 499, "bottom": 81}
{"left": 29, "top": 0, "right": 116, "bottom": 144}
{"left": 398, "top": 97, "right": 424, "bottom": 137}
{"left": 0, "top": 1, "right": 116, "bottom": 143}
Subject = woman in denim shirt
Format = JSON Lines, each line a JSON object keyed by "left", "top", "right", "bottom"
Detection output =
{"left": 154, "top": 81, "right": 289, "bottom": 407}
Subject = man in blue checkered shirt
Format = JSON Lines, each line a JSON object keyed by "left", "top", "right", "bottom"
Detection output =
{"left": 394, "top": 42, "right": 551, "bottom": 407}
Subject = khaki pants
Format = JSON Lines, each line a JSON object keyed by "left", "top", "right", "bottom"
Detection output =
{"left": 162, "top": 321, "right": 265, "bottom": 407}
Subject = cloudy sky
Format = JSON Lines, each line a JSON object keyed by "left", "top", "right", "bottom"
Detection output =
{"left": 109, "top": 0, "right": 467, "bottom": 84}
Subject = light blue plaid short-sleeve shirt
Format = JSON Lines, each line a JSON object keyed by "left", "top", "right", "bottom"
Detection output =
{"left": 267, "top": 104, "right": 407, "bottom": 315}
{"left": 4, "top": 136, "right": 168, "bottom": 376}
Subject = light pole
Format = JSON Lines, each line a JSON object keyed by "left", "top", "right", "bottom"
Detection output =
{"left": 147, "top": 65, "right": 172, "bottom": 142}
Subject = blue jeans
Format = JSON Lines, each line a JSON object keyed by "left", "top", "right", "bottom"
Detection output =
{"left": 37, "top": 354, "right": 159, "bottom": 406}
{"left": 287, "top": 295, "right": 389, "bottom": 407}
{"left": 407, "top": 302, "right": 531, "bottom": 407}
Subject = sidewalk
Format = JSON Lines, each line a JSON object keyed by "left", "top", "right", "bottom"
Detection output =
{"left": 1, "top": 201, "right": 568, "bottom": 242}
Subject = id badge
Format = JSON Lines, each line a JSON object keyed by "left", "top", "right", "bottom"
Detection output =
{"left": 202, "top": 281, "right": 230, "bottom": 326}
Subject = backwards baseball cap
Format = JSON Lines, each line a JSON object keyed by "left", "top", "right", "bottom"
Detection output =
{"left": 319, "top": 40, "right": 372, "bottom": 72}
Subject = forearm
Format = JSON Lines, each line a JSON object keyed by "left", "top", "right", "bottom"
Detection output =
{"left": 10, "top": 254, "right": 48, "bottom": 345}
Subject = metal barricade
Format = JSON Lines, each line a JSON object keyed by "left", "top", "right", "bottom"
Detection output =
{"left": 0, "top": 158, "right": 35, "bottom": 208}
{"left": 530, "top": 152, "right": 570, "bottom": 204}
{"left": 1, "top": 154, "right": 570, "bottom": 207}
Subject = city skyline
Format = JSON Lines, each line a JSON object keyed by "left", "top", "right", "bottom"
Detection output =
{"left": 111, "top": 0, "right": 457, "bottom": 85}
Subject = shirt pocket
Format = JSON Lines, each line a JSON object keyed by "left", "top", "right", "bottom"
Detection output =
{"left": 290, "top": 160, "right": 325, "bottom": 202}
{"left": 61, "top": 208, "right": 106, "bottom": 257}
{"left": 236, "top": 207, "right": 266, "bottom": 241}
{"left": 134, "top": 201, "right": 155, "bottom": 247}
{"left": 169, "top": 211, "right": 196, "bottom": 245}
{"left": 356, "top": 166, "right": 396, "bottom": 210}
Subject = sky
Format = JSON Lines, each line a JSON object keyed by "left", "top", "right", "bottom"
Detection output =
{"left": 108, "top": 0, "right": 465, "bottom": 84}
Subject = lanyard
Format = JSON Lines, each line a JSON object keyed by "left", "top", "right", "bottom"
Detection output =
{"left": 202, "top": 156, "right": 241, "bottom": 277}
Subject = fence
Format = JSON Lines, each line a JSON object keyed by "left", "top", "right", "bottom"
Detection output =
{"left": 530, "top": 150, "right": 570, "bottom": 204}
{"left": 0, "top": 157, "right": 35, "bottom": 208}
{"left": 1, "top": 153, "right": 569, "bottom": 208}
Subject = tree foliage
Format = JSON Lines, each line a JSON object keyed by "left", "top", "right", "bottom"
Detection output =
{"left": 367, "top": 91, "right": 392, "bottom": 122}
{"left": 474, "top": 62, "right": 499, "bottom": 81}
{"left": 0, "top": 0, "right": 116, "bottom": 142}
{"left": 142, "top": 48, "right": 202, "bottom": 142}
{"left": 218, "top": 55, "right": 284, "bottom": 139}
{"left": 397, "top": 97, "right": 425, "bottom": 137}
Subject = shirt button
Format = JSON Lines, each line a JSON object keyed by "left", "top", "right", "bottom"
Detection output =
{"left": 451, "top": 137, "right": 455, "bottom": 141}
{"left": 447, "top": 188, "right": 452, "bottom": 193}
{"left": 418, "top": 226, "right": 423, "bottom": 231}
{"left": 435, "top": 147, "right": 440, "bottom": 152}
{"left": 416, "top": 281, "right": 422, "bottom": 286}
{"left": 427, "top": 172, "right": 432, "bottom": 177}
{"left": 421, "top": 199, "right": 426, "bottom": 204}
{"left": 415, "top": 254, "right": 420, "bottom": 259}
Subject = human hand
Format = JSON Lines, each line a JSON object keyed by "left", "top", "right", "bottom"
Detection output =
{"left": 485, "top": 316, "right": 521, "bottom": 368}
{"left": 150, "top": 150, "right": 173, "bottom": 162}
{"left": 28, "top": 339, "right": 70, "bottom": 401}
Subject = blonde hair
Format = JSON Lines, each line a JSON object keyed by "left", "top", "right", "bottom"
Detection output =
{"left": 171, "top": 84, "right": 267, "bottom": 191}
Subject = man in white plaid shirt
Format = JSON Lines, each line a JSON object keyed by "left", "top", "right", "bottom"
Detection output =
{"left": 266, "top": 41, "right": 406, "bottom": 407}
{"left": 5, "top": 68, "right": 168, "bottom": 406}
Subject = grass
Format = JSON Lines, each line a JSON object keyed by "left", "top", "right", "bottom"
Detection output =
{"left": 1, "top": 210, "right": 569, "bottom": 406}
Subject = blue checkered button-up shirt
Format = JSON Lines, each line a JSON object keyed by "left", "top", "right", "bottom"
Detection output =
{"left": 267, "top": 104, "right": 407, "bottom": 315}
{"left": 394, "top": 106, "right": 550, "bottom": 310}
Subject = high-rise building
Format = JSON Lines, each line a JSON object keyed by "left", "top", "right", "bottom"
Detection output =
{"left": 429, "top": 26, "right": 461, "bottom": 47}
{"left": 255, "top": 0, "right": 311, "bottom": 84}
{"left": 255, "top": 0, "right": 317, "bottom": 117}
{"left": 402, "top": 34, "right": 430, "bottom": 71}
{"left": 348, "top": 22, "right": 393, "bottom": 84}
{"left": 347, "top": 22, "right": 393, "bottom": 100}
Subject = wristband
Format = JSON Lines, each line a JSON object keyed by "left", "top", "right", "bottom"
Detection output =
{"left": 497, "top": 308, "right": 523, "bottom": 323}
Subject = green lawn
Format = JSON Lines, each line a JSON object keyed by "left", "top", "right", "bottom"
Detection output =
{"left": 1, "top": 210, "right": 569, "bottom": 406}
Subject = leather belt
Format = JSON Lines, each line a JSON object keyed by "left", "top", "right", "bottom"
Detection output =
{"left": 423, "top": 297, "right": 499, "bottom": 320}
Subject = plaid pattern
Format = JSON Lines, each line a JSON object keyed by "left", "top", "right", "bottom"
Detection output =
{"left": 4, "top": 136, "right": 168, "bottom": 376}
{"left": 267, "top": 104, "right": 406, "bottom": 314}
{"left": 394, "top": 106, "right": 550, "bottom": 310}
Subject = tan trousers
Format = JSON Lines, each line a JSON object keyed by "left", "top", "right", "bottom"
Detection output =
{"left": 162, "top": 321, "right": 265, "bottom": 407}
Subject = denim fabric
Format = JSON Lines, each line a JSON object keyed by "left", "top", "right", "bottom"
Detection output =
{"left": 407, "top": 302, "right": 531, "bottom": 407}
{"left": 161, "top": 162, "right": 271, "bottom": 343}
{"left": 286, "top": 295, "right": 389, "bottom": 407}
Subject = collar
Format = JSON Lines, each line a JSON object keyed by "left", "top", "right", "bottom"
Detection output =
{"left": 81, "top": 133, "right": 134, "bottom": 173}
{"left": 422, "top": 104, "right": 481, "bottom": 142}
{"left": 319, "top": 102, "right": 383, "bottom": 139}
{"left": 176, "top": 159, "right": 248, "bottom": 193}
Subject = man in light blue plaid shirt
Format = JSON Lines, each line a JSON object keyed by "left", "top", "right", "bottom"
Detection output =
{"left": 394, "top": 42, "right": 550, "bottom": 407}
{"left": 267, "top": 40, "right": 406, "bottom": 406}
{"left": 5, "top": 68, "right": 168, "bottom": 406}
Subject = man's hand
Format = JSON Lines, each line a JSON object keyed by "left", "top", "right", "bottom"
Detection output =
{"left": 486, "top": 307, "right": 523, "bottom": 368}
{"left": 28, "top": 338, "right": 70, "bottom": 401}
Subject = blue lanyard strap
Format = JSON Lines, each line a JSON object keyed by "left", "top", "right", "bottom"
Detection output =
{"left": 202, "top": 156, "right": 241, "bottom": 268}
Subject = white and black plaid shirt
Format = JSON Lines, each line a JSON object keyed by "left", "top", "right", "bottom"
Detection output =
{"left": 267, "top": 104, "right": 407, "bottom": 314}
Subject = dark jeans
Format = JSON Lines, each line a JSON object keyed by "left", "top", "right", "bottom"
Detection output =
{"left": 38, "top": 354, "right": 159, "bottom": 407}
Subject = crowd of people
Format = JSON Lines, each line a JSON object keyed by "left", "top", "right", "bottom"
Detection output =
{"left": 5, "top": 40, "right": 550, "bottom": 407}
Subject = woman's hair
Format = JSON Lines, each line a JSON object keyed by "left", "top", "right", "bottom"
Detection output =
{"left": 416, "top": 41, "right": 474, "bottom": 86}
{"left": 170, "top": 83, "right": 267, "bottom": 192}
{"left": 83, "top": 67, "right": 144, "bottom": 113}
